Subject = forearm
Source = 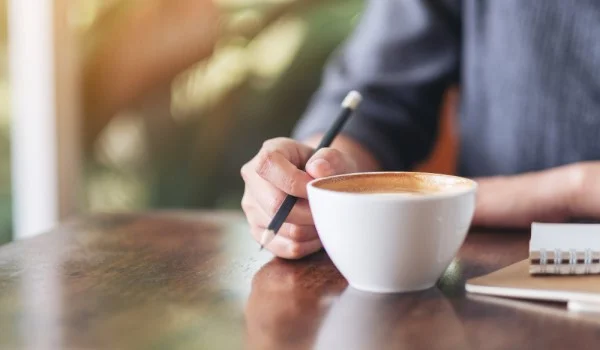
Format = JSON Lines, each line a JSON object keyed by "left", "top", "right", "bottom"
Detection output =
{"left": 472, "top": 164, "right": 578, "bottom": 228}
{"left": 303, "top": 134, "right": 381, "bottom": 172}
{"left": 303, "top": 133, "right": 582, "bottom": 228}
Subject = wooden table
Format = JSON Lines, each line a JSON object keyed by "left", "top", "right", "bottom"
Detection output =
{"left": 1, "top": 211, "right": 599, "bottom": 349}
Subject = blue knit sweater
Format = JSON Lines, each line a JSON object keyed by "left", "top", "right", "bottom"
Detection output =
{"left": 293, "top": 0, "right": 600, "bottom": 177}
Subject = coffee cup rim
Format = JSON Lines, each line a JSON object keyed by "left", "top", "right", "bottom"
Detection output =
{"left": 307, "top": 171, "right": 477, "bottom": 201}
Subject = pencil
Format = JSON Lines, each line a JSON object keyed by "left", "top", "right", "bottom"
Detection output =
{"left": 259, "top": 90, "right": 363, "bottom": 250}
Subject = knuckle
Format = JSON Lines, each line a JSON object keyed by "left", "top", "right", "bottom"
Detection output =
{"left": 272, "top": 136, "right": 290, "bottom": 144}
{"left": 255, "top": 150, "right": 274, "bottom": 177}
{"left": 262, "top": 139, "right": 276, "bottom": 149}
{"left": 240, "top": 163, "right": 251, "bottom": 181}
{"left": 263, "top": 137, "right": 296, "bottom": 159}
{"left": 240, "top": 193, "right": 250, "bottom": 211}
{"left": 262, "top": 137, "right": 286, "bottom": 150}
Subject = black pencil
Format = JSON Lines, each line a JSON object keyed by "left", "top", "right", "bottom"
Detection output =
{"left": 259, "top": 90, "right": 363, "bottom": 250}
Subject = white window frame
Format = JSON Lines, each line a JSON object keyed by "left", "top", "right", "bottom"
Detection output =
{"left": 9, "top": 0, "right": 81, "bottom": 240}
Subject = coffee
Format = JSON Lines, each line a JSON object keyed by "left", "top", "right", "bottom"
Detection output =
{"left": 312, "top": 172, "right": 473, "bottom": 195}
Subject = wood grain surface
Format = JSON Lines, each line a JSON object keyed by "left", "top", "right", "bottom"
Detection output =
{"left": 0, "top": 211, "right": 599, "bottom": 349}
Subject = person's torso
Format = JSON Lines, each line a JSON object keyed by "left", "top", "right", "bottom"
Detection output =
{"left": 459, "top": 0, "right": 600, "bottom": 177}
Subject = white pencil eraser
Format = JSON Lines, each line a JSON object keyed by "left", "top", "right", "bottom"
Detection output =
{"left": 341, "top": 90, "right": 362, "bottom": 110}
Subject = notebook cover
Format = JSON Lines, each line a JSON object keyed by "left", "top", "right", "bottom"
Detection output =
{"left": 465, "top": 259, "right": 600, "bottom": 304}
{"left": 467, "top": 294, "right": 600, "bottom": 325}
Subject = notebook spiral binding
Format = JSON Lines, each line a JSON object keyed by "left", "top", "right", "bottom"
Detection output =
{"left": 529, "top": 248, "right": 600, "bottom": 275}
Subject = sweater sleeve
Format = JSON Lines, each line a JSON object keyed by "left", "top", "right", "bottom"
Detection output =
{"left": 292, "top": 0, "right": 461, "bottom": 170}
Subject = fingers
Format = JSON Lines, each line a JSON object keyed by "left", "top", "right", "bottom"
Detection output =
{"left": 261, "top": 137, "right": 314, "bottom": 167}
{"left": 244, "top": 168, "right": 313, "bottom": 225}
{"left": 242, "top": 190, "right": 321, "bottom": 259}
{"left": 305, "top": 147, "right": 358, "bottom": 179}
{"left": 251, "top": 227, "right": 322, "bottom": 259}
{"left": 241, "top": 137, "right": 358, "bottom": 259}
{"left": 254, "top": 149, "right": 313, "bottom": 198}
{"left": 243, "top": 193, "right": 317, "bottom": 242}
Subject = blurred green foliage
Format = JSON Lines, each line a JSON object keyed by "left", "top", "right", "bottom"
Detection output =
{"left": 157, "top": 0, "right": 363, "bottom": 209}
{"left": 85, "top": 0, "right": 364, "bottom": 213}
{"left": 0, "top": 0, "right": 364, "bottom": 243}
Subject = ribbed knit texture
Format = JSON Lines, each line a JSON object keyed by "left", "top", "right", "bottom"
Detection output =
{"left": 293, "top": 0, "right": 600, "bottom": 177}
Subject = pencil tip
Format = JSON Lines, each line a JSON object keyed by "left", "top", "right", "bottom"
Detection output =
{"left": 259, "top": 229, "right": 275, "bottom": 248}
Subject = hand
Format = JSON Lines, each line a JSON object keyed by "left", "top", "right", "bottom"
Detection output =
{"left": 241, "top": 137, "right": 358, "bottom": 259}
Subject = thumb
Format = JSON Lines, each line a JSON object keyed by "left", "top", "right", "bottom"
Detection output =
{"left": 305, "top": 148, "right": 357, "bottom": 179}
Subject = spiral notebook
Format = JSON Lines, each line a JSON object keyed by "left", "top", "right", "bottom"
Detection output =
{"left": 465, "top": 223, "right": 600, "bottom": 308}
{"left": 529, "top": 222, "right": 600, "bottom": 275}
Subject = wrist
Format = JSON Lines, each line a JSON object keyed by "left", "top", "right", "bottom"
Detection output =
{"left": 472, "top": 166, "right": 578, "bottom": 228}
{"left": 561, "top": 162, "right": 588, "bottom": 220}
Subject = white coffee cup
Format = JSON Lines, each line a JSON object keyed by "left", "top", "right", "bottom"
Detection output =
{"left": 306, "top": 172, "right": 477, "bottom": 293}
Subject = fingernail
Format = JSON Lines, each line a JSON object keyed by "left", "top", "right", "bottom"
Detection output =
{"left": 308, "top": 159, "right": 332, "bottom": 176}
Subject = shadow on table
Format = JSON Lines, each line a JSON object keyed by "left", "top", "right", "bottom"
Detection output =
{"left": 448, "top": 293, "right": 600, "bottom": 349}
{"left": 314, "top": 287, "right": 471, "bottom": 350}
{"left": 244, "top": 253, "right": 345, "bottom": 350}
{"left": 245, "top": 255, "right": 471, "bottom": 350}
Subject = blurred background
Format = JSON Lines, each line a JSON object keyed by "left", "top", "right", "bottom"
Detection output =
{"left": 0, "top": 0, "right": 457, "bottom": 244}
